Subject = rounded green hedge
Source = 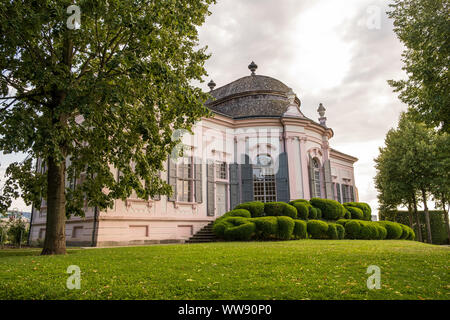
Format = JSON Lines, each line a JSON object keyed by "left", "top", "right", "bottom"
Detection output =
{"left": 316, "top": 207, "right": 322, "bottom": 219}
{"left": 344, "top": 220, "right": 361, "bottom": 239}
{"left": 309, "top": 198, "right": 345, "bottom": 220}
{"left": 309, "top": 207, "right": 318, "bottom": 219}
{"left": 276, "top": 216, "right": 295, "bottom": 240}
{"left": 223, "top": 209, "right": 251, "bottom": 218}
{"left": 307, "top": 220, "right": 329, "bottom": 239}
{"left": 335, "top": 223, "right": 345, "bottom": 239}
{"left": 377, "top": 221, "right": 403, "bottom": 239}
{"left": 345, "top": 206, "right": 364, "bottom": 220}
{"left": 264, "top": 202, "right": 297, "bottom": 219}
{"left": 250, "top": 216, "right": 278, "bottom": 240}
{"left": 293, "top": 220, "right": 308, "bottom": 239}
{"left": 344, "top": 202, "right": 372, "bottom": 221}
{"left": 327, "top": 223, "right": 339, "bottom": 239}
{"left": 291, "top": 202, "right": 309, "bottom": 220}
{"left": 224, "top": 221, "right": 255, "bottom": 241}
{"left": 344, "top": 208, "right": 351, "bottom": 219}
{"left": 234, "top": 201, "right": 265, "bottom": 217}
{"left": 213, "top": 217, "right": 250, "bottom": 239}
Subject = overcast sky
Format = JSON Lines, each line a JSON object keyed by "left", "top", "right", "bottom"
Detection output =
{"left": 1, "top": 0, "right": 407, "bottom": 215}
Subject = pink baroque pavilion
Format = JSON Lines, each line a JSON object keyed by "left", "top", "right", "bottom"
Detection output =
{"left": 29, "top": 62, "right": 359, "bottom": 246}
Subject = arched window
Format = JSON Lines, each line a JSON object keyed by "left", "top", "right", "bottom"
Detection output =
{"left": 312, "top": 158, "right": 322, "bottom": 198}
{"left": 253, "top": 154, "right": 276, "bottom": 202}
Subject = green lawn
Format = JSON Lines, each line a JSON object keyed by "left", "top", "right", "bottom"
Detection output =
{"left": 0, "top": 240, "right": 449, "bottom": 300}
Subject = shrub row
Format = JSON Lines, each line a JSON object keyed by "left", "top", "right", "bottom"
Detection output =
{"left": 336, "top": 219, "right": 415, "bottom": 240}
{"left": 306, "top": 220, "right": 345, "bottom": 240}
{"left": 213, "top": 213, "right": 415, "bottom": 242}
{"left": 234, "top": 200, "right": 373, "bottom": 223}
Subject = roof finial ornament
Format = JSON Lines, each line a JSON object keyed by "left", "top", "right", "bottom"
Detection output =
{"left": 248, "top": 61, "right": 258, "bottom": 75}
{"left": 317, "top": 103, "right": 327, "bottom": 127}
{"left": 208, "top": 79, "right": 216, "bottom": 91}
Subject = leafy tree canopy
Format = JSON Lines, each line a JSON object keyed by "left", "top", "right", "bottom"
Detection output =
{"left": 0, "top": 0, "right": 215, "bottom": 216}
{"left": 387, "top": 0, "right": 450, "bottom": 132}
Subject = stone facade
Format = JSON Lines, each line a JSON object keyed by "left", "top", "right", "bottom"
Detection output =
{"left": 29, "top": 65, "right": 359, "bottom": 246}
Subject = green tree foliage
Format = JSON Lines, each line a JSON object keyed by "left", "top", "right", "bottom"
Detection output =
{"left": 0, "top": 0, "right": 215, "bottom": 254}
{"left": 387, "top": 0, "right": 450, "bottom": 132}
{"left": 374, "top": 113, "right": 439, "bottom": 243}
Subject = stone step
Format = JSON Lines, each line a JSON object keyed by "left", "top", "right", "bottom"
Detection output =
{"left": 186, "top": 221, "right": 217, "bottom": 243}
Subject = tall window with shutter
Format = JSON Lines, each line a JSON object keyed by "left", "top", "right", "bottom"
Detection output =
{"left": 336, "top": 183, "right": 342, "bottom": 203}
{"left": 253, "top": 154, "right": 277, "bottom": 203}
{"left": 309, "top": 157, "right": 322, "bottom": 198}
{"left": 167, "top": 155, "right": 202, "bottom": 203}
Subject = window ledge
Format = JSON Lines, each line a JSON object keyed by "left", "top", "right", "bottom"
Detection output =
{"left": 125, "top": 198, "right": 154, "bottom": 209}
{"left": 173, "top": 201, "right": 197, "bottom": 209}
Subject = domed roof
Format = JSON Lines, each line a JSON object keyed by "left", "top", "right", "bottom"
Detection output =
{"left": 206, "top": 72, "right": 302, "bottom": 119}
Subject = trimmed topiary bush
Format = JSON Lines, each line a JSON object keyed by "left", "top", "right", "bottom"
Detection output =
{"left": 336, "top": 223, "right": 345, "bottom": 239}
{"left": 293, "top": 220, "right": 308, "bottom": 239}
{"left": 344, "top": 202, "right": 372, "bottom": 221}
{"left": 315, "top": 207, "right": 322, "bottom": 219}
{"left": 376, "top": 225, "right": 387, "bottom": 240}
{"left": 213, "top": 216, "right": 249, "bottom": 239}
{"left": 307, "top": 220, "right": 329, "bottom": 239}
{"left": 309, "top": 198, "right": 345, "bottom": 220}
{"left": 344, "top": 220, "right": 361, "bottom": 239}
{"left": 345, "top": 206, "right": 364, "bottom": 220}
{"left": 264, "top": 202, "right": 297, "bottom": 219}
{"left": 309, "top": 207, "right": 318, "bottom": 220}
{"left": 250, "top": 216, "right": 278, "bottom": 240}
{"left": 223, "top": 209, "right": 251, "bottom": 218}
{"left": 406, "top": 225, "right": 415, "bottom": 240}
{"left": 291, "top": 202, "right": 309, "bottom": 220}
{"left": 327, "top": 223, "right": 339, "bottom": 239}
{"left": 377, "top": 221, "right": 403, "bottom": 239}
{"left": 359, "top": 222, "right": 377, "bottom": 240}
{"left": 344, "top": 208, "right": 351, "bottom": 219}
{"left": 399, "top": 224, "right": 410, "bottom": 240}
{"left": 224, "top": 221, "right": 256, "bottom": 241}
{"left": 276, "top": 216, "right": 295, "bottom": 240}
{"left": 234, "top": 201, "right": 265, "bottom": 217}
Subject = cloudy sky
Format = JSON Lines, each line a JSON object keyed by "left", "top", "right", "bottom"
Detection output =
{"left": 1, "top": 0, "right": 408, "bottom": 215}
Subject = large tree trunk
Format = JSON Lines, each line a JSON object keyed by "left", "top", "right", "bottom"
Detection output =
{"left": 421, "top": 189, "right": 433, "bottom": 244}
{"left": 41, "top": 156, "right": 67, "bottom": 255}
{"left": 407, "top": 202, "right": 413, "bottom": 228}
{"left": 442, "top": 198, "right": 450, "bottom": 245}
{"left": 413, "top": 195, "right": 423, "bottom": 242}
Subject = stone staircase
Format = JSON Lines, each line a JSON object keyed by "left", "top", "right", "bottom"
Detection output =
{"left": 185, "top": 221, "right": 217, "bottom": 243}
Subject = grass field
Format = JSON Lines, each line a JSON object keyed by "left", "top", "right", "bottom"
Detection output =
{"left": 0, "top": 240, "right": 449, "bottom": 300}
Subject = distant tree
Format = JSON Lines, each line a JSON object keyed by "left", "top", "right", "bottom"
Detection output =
{"left": 374, "top": 116, "right": 423, "bottom": 241}
{"left": 0, "top": 0, "right": 215, "bottom": 255}
{"left": 375, "top": 113, "right": 436, "bottom": 243}
{"left": 387, "top": 0, "right": 450, "bottom": 132}
{"left": 430, "top": 132, "right": 450, "bottom": 241}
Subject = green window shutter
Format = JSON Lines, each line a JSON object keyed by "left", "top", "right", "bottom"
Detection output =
{"left": 240, "top": 155, "right": 254, "bottom": 203}
{"left": 336, "top": 183, "right": 341, "bottom": 203}
{"left": 342, "top": 184, "right": 347, "bottom": 203}
{"left": 229, "top": 163, "right": 240, "bottom": 209}
{"left": 195, "top": 158, "right": 202, "bottom": 203}
{"left": 207, "top": 162, "right": 215, "bottom": 216}
{"left": 350, "top": 186, "right": 355, "bottom": 202}
{"left": 168, "top": 157, "right": 177, "bottom": 201}
{"left": 323, "top": 160, "right": 333, "bottom": 200}
{"left": 275, "top": 152, "right": 289, "bottom": 203}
